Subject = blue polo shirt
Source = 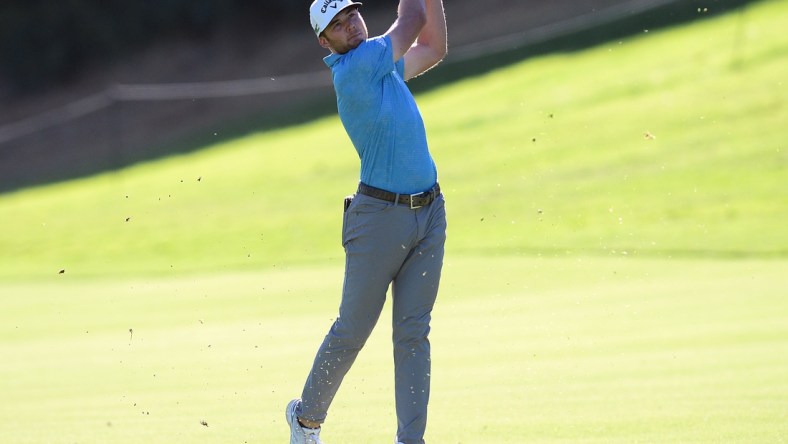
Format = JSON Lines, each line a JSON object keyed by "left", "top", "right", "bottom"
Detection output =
{"left": 324, "top": 35, "right": 438, "bottom": 195}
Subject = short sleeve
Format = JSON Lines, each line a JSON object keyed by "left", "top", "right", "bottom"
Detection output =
{"left": 341, "top": 35, "right": 397, "bottom": 82}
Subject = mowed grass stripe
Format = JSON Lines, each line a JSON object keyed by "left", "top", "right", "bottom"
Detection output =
{"left": 0, "top": 257, "right": 785, "bottom": 442}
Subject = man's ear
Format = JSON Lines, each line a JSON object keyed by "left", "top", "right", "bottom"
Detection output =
{"left": 318, "top": 35, "right": 331, "bottom": 50}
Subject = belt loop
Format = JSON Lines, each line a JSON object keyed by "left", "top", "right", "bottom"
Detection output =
{"left": 394, "top": 193, "right": 400, "bottom": 207}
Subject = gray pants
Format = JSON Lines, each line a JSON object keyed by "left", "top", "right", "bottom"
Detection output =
{"left": 297, "top": 190, "right": 447, "bottom": 444}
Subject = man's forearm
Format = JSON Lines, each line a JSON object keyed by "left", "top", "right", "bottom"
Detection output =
{"left": 417, "top": 0, "right": 447, "bottom": 56}
{"left": 397, "top": 0, "right": 427, "bottom": 29}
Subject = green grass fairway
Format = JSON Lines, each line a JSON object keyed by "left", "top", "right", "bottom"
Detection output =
{"left": 1, "top": 257, "right": 786, "bottom": 443}
{"left": 1, "top": 0, "right": 787, "bottom": 442}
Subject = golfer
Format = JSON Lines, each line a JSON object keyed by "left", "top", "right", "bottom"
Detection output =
{"left": 286, "top": 0, "right": 447, "bottom": 443}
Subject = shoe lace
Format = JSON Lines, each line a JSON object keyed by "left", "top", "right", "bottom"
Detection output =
{"left": 303, "top": 427, "right": 322, "bottom": 444}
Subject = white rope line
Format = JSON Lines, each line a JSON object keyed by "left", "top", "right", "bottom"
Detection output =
{"left": 109, "top": 70, "right": 332, "bottom": 101}
{"left": 449, "top": 0, "right": 680, "bottom": 62}
{"left": 0, "top": 70, "right": 333, "bottom": 145}
{"left": 0, "top": 0, "right": 683, "bottom": 146}
{"left": 0, "top": 93, "right": 113, "bottom": 145}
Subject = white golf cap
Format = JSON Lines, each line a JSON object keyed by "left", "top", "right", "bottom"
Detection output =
{"left": 310, "top": 0, "right": 363, "bottom": 36}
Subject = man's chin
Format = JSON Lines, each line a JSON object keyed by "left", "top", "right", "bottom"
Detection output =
{"left": 337, "top": 36, "right": 365, "bottom": 54}
{"left": 350, "top": 34, "right": 365, "bottom": 47}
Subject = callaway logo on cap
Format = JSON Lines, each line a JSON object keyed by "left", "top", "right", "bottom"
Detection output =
{"left": 309, "top": 0, "right": 363, "bottom": 36}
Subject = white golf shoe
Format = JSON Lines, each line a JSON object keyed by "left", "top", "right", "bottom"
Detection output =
{"left": 286, "top": 399, "right": 324, "bottom": 444}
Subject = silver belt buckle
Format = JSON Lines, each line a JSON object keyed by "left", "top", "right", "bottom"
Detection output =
{"left": 409, "top": 192, "right": 423, "bottom": 209}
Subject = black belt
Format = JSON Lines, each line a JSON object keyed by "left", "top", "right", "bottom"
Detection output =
{"left": 357, "top": 183, "right": 441, "bottom": 209}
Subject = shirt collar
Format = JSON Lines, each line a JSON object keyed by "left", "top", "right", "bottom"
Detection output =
{"left": 324, "top": 53, "right": 342, "bottom": 68}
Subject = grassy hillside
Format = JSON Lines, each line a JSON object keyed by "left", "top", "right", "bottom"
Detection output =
{"left": 0, "top": 0, "right": 786, "bottom": 281}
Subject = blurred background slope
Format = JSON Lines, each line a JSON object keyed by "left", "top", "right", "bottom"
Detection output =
{"left": 0, "top": 0, "right": 756, "bottom": 192}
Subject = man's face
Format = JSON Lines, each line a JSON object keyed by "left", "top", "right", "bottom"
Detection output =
{"left": 319, "top": 7, "right": 368, "bottom": 54}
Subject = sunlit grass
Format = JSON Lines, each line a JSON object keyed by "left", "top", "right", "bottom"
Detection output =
{"left": 1, "top": 2, "right": 787, "bottom": 442}
{"left": 1, "top": 257, "right": 786, "bottom": 443}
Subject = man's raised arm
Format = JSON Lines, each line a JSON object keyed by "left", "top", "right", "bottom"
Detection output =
{"left": 387, "top": 0, "right": 428, "bottom": 63}
{"left": 403, "top": 0, "right": 447, "bottom": 80}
